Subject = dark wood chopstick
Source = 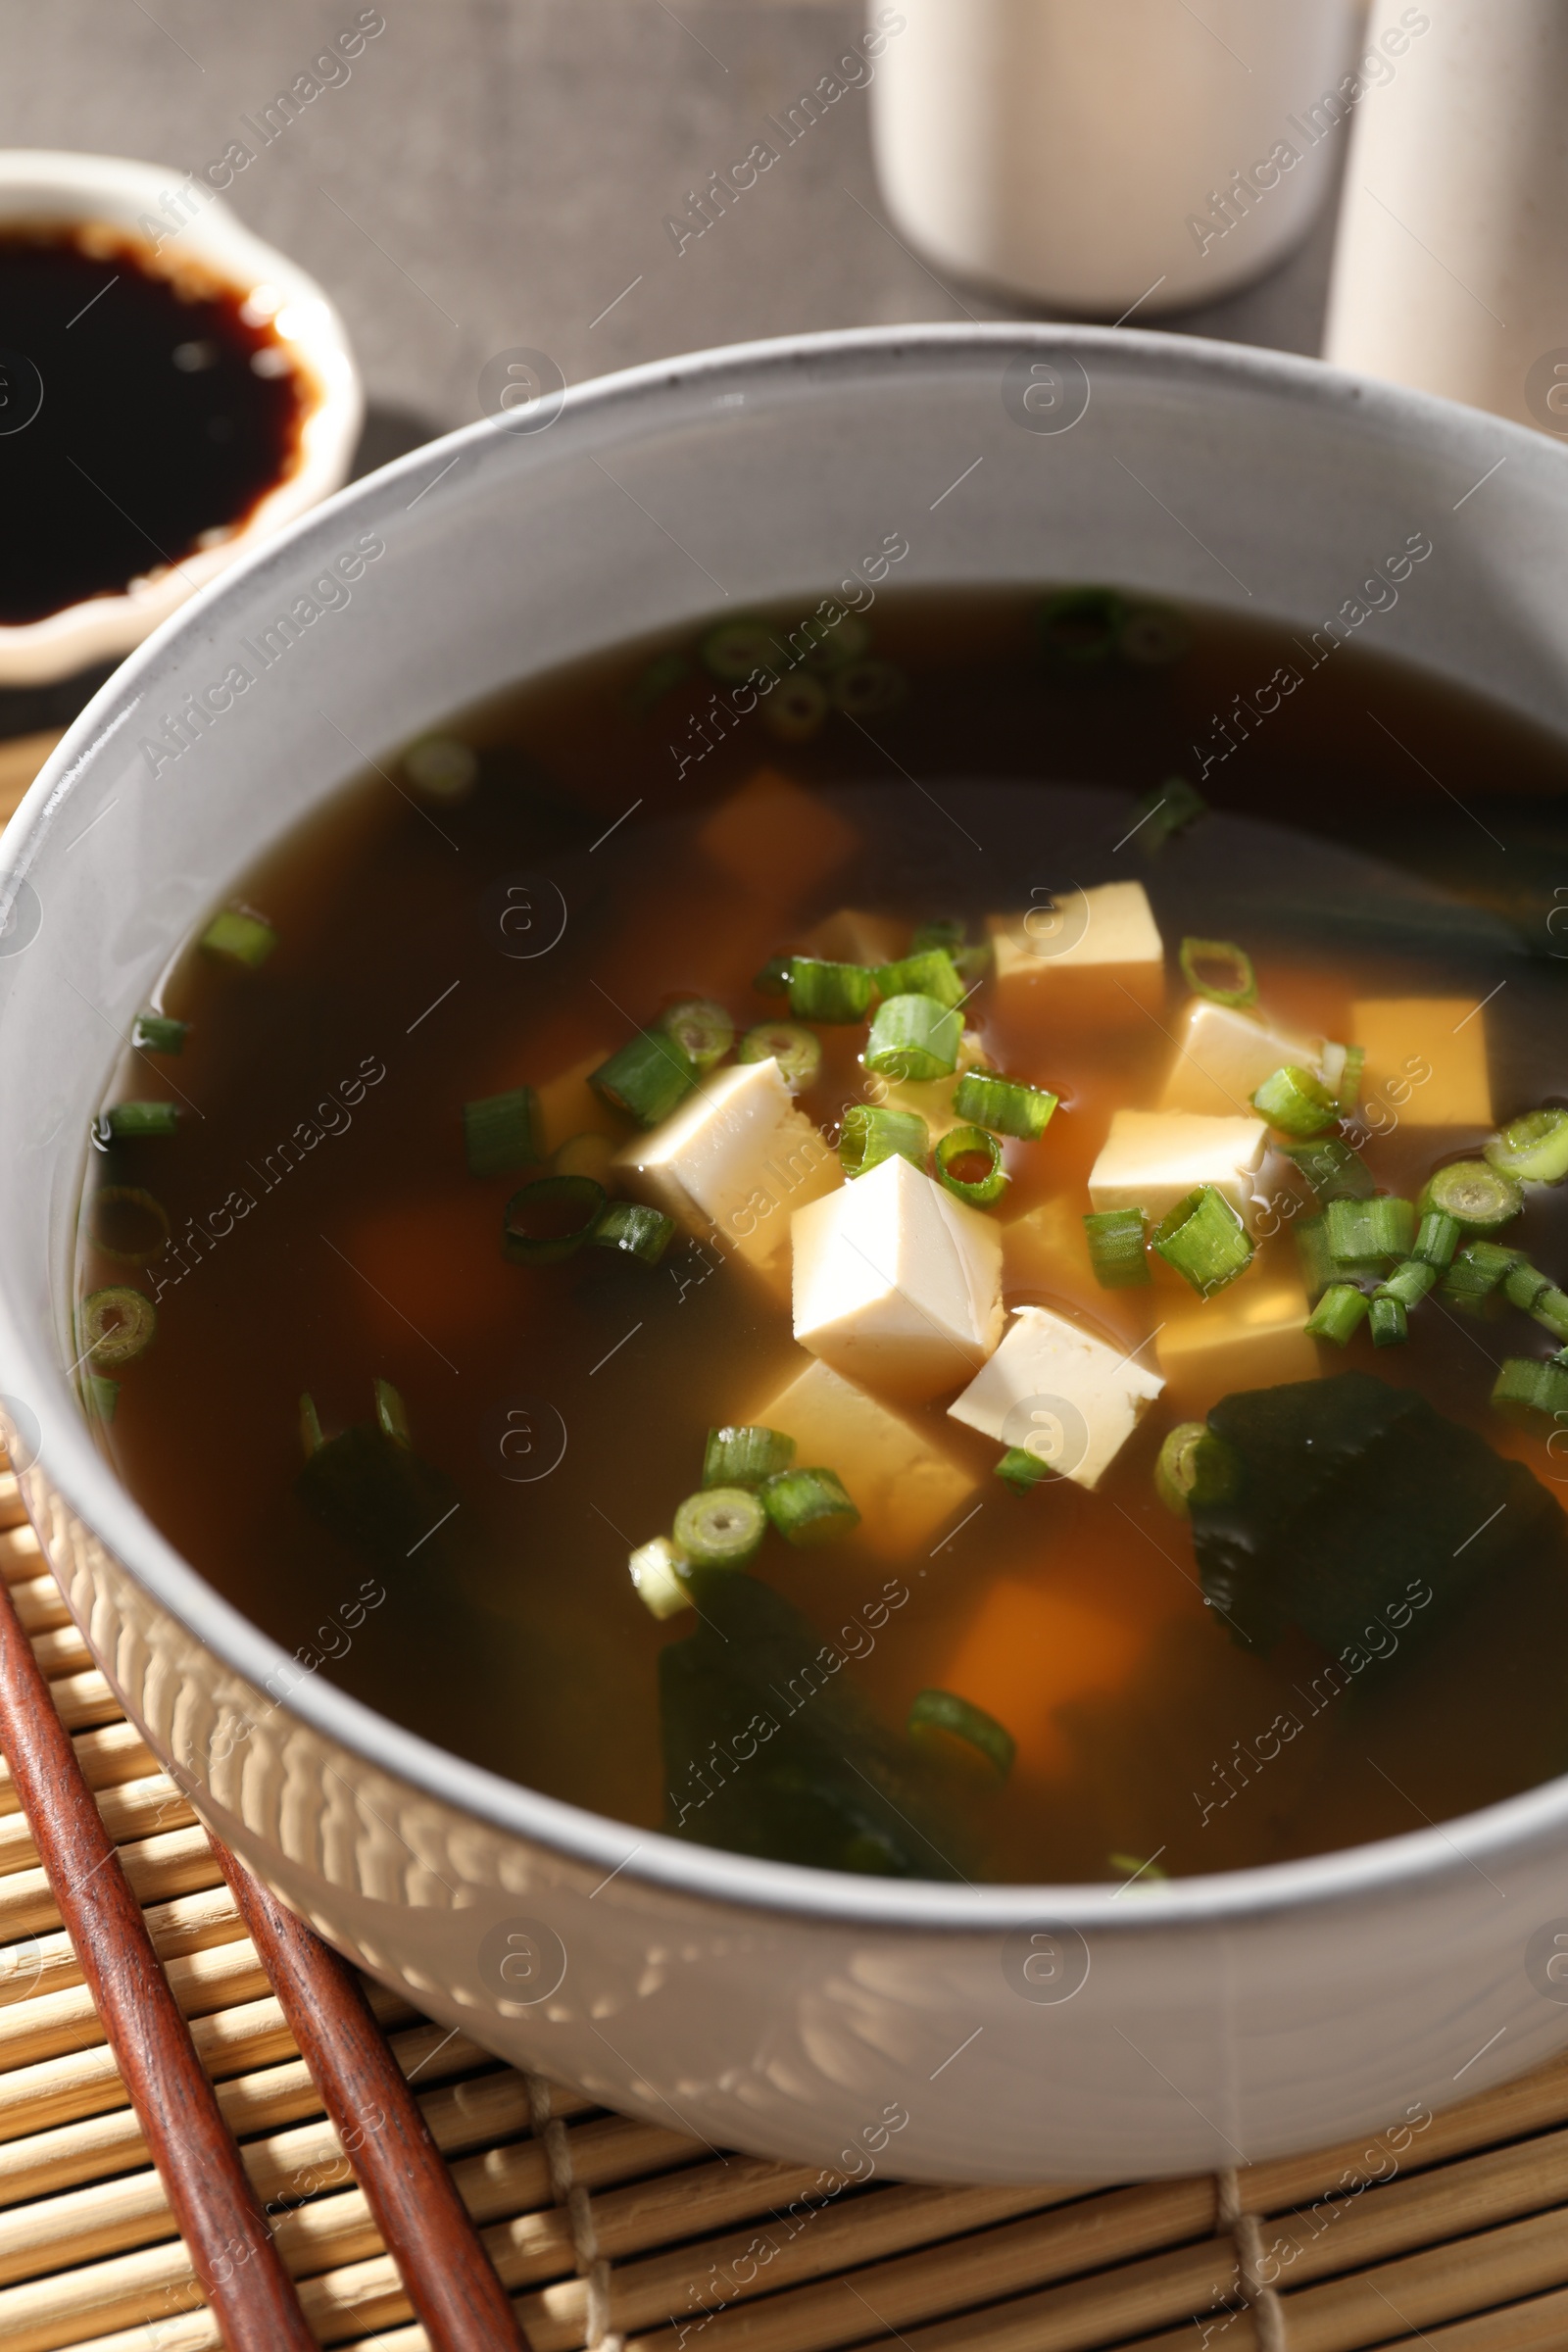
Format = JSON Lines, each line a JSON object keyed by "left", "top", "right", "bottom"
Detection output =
{"left": 213, "top": 1840, "right": 528, "bottom": 2349}
{"left": 0, "top": 1567, "right": 318, "bottom": 2351}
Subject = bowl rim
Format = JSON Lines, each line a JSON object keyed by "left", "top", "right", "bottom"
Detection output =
{"left": 9, "top": 316, "right": 1568, "bottom": 1935}
{"left": 0, "top": 146, "right": 363, "bottom": 682}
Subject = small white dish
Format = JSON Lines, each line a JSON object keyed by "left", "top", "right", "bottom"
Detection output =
{"left": 0, "top": 149, "right": 362, "bottom": 686}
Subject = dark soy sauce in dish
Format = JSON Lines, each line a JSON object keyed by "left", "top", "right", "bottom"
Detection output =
{"left": 0, "top": 225, "right": 308, "bottom": 625}
{"left": 75, "top": 589, "right": 1568, "bottom": 1885}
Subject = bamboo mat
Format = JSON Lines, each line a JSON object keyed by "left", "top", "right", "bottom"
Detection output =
{"left": 5, "top": 735, "right": 1568, "bottom": 2347}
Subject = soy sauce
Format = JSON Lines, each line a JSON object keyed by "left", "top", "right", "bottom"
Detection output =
{"left": 0, "top": 226, "right": 306, "bottom": 625}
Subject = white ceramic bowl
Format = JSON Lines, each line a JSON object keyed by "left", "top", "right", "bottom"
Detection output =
{"left": 0, "top": 150, "right": 362, "bottom": 685}
{"left": 2, "top": 326, "right": 1566, "bottom": 2184}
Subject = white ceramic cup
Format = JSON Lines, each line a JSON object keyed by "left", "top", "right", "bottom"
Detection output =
{"left": 868, "top": 0, "right": 1365, "bottom": 315}
{"left": 1, "top": 325, "right": 1565, "bottom": 2182}
{"left": 0, "top": 150, "right": 361, "bottom": 686}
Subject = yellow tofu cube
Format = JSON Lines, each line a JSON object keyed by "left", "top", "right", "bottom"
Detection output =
{"left": 1160, "top": 999, "right": 1325, "bottom": 1119}
{"left": 751, "top": 1357, "right": 979, "bottom": 1559}
{"left": 1088, "top": 1108, "right": 1269, "bottom": 1230}
{"left": 987, "top": 880, "right": 1164, "bottom": 1023}
{"left": 1153, "top": 1266, "right": 1317, "bottom": 1412}
{"left": 697, "top": 767, "right": 856, "bottom": 903}
{"left": 801, "top": 906, "right": 906, "bottom": 965}
{"left": 1350, "top": 998, "right": 1493, "bottom": 1128}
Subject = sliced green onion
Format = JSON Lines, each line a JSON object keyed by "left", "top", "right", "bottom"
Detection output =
{"left": 864, "top": 993, "right": 961, "bottom": 1081}
{"left": 131, "top": 1012, "right": 187, "bottom": 1055}
{"left": 753, "top": 954, "right": 794, "bottom": 999}
{"left": 1492, "top": 1357, "right": 1568, "bottom": 1426}
{"left": 910, "top": 917, "right": 964, "bottom": 956}
{"left": 1325, "top": 1195, "right": 1415, "bottom": 1267}
{"left": 1485, "top": 1107, "right": 1568, "bottom": 1186}
{"left": 373, "top": 1379, "right": 412, "bottom": 1448}
{"left": 1412, "top": 1209, "right": 1461, "bottom": 1270}
{"left": 1179, "top": 937, "right": 1257, "bottom": 1009}
{"left": 1153, "top": 1186, "right": 1253, "bottom": 1296}
{"left": 1039, "top": 586, "right": 1126, "bottom": 667}
{"left": 953, "top": 1069, "right": 1058, "bottom": 1142}
{"left": 659, "top": 998, "right": 733, "bottom": 1071}
{"left": 829, "top": 659, "right": 906, "bottom": 716}
{"left": 701, "top": 617, "right": 780, "bottom": 682}
{"left": 624, "top": 650, "right": 690, "bottom": 715}
{"left": 589, "top": 1029, "right": 698, "bottom": 1127}
{"left": 88, "top": 1187, "right": 170, "bottom": 1266}
{"left": 1304, "top": 1284, "right": 1370, "bottom": 1347}
{"left": 1504, "top": 1260, "right": 1552, "bottom": 1312}
{"left": 763, "top": 673, "right": 828, "bottom": 741}
{"left": 1369, "top": 1295, "right": 1408, "bottom": 1348}
{"left": 79, "top": 1286, "right": 156, "bottom": 1369}
{"left": 1108, "top": 1851, "right": 1170, "bottom": 1883}
{"left": 873, "top": 949, "right": 964, "bottom": 1010}
{"left": 1252, "top": 1065, "right": 1336, "bottom": 1139}
{"left": 1128, "top": 773, "right": 1207, "bottom": 858}
{"left": 201, "top": 906, "right": 277, "bottom": 969}
{"left": 762, "top": 1465, "right": 859, "bottom": 1547}
{"left": 463, "top": 1086, "right": 539, "bottom": 1178}
{"left": 738, "top": 1021, "right": 822, "bottom": 1093}
{"left": 906, "top": 1689, "right": 1015, "bottom": 1781}
{"left": 629, "top": 1534, "right": 692, "bottom": 1620}
{"left": 555, "top": 1132, "right": 615, "bottom": 1184}
{"left": 788, "top": 957, "right": 873, "bottom": 1024}
{"left": 996, "top": 1446, "right": 1053, "bottom": 1494}
{"left": 703, "top": 1425, "right": 796, "bottom": 1489}
{"left": 300, "top": 1392, "right": 324, "bottom": 1459}
{"left": 1296, "top": 1213, "right": 1335, "bottom": 1302}
{"left": 1418, "top": 1160, "right": 1522, "bottom": 1232}
{"left": 84, "top": 1374, "right": 119, "bottom": 1424}
{"left": 503, "top": 1175, "right": 607, "bottom": 1266}
{"left": 1378, "top": 1258, "right": 1437, "bottom": 1309}
{"left": 1155, "top": 1422, "right": 1239, "bottom": 1514}
{"left": 591, "top": 1200, "right": 676, "bottom": 1264}
{"left": 1118, "top": 604, "right": 1191, "bottom": 667}
{"left": 1442, "top": 1241, "right": 1523, "bottom": 1306}
{"left": 1280, "top": 1137, "right": 1376, "bottom": 1203}
{"left": 1333, "top": 1044, "right": 1366, "bottom": 1109}
{"left": 1084, "top": 1206, "right": 1151, "bottom": 1290}
{"left": 672, "top": 1486, "right": 765, "bottom": 1568}
{"left": 934, "top": 1125, "right": 1007, "bottom": 1207}
{"left": 104, "top": 1102, "right": 178, "bottom": 1140}
{"left": 403, "top": 736, "right": 478, "bottom": 800}
{"left": 839, "top": 1103, "right": 927, "bottom": 1179}
{"left": 1531, "top": 1286, "right": 1568, "bottom": 1345}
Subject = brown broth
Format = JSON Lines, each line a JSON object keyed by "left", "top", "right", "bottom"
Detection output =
{"left": 75, "top": 589, "right": 1568, "bottom": 1883}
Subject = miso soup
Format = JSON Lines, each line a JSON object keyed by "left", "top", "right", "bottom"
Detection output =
{"left": 74, "top": 588, "right": 1568, "bottom": 1885}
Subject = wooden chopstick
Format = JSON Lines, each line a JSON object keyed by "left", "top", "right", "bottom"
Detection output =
{"left": 0, "top": 1568, "right": 317, "bottom": 2349}
{"left": 212, "top": 1838, "right": 528, "bottom": 2350}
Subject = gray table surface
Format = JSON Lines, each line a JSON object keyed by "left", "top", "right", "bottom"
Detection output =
{"left": 1, "top": 0, "right": 1345, "bottom": 467}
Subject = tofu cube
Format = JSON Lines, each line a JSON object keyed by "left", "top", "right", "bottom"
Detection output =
{"left": 750, "top": 1357, "right": 979, "bottom": 1558}
{"left": 792, "top": 1151, "right": 1003, "bottom": 1402}
{"left": 613, "top": 1057, "right": 838, "bottom": 1293}
{"left": 949, "top": 1303, "right": 1163, "bottom": 1489}
{"left": 1160, "top": 999, "right": 1325, "bottom": 1119}
{"left": 1350, "top": 998, "right": 1493, "bottom": 1128}
{"left": 1153, "top": 1265, "right": 1317, "bottom": 1411}
{"left": 697, "top": 767, "right": 856, "bottom": 903}
{"left": 1088, "top": 1108, "right": 1269, "bottom": 1232}
{"left": 987, "top": 880, "right": 1164, "bottom": 1022}
{"left": 535, "top": 1051, "right": 627, "bottom": 1152}
{"left": 801, "top": 906, "right": 906, "bottom": 966}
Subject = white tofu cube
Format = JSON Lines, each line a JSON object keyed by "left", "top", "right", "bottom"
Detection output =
{"left": 800, "top": 906, "right": 906, "bottom": 966}
{"left": 1350, "top": 998, "right": 1493, "bottom": 1128}
{"left": 1154, "top": 1265, "right": 1317, "bottom": 1411}
{"left": 613, "top": 1057, "right": 838, "bottom": 1290}
{"left": 1159, "top": 1000, "right": 1325, "bottom": 1119}
{"left": 949, "top": 1304, "right": 1163, "bottom": 1489}
{"left": 750, "top": 1358, "right": 979, "bottom": 1558}
{"left": 1088, "top": 1108, "right": 1269, "bottom": 1232}
{"left": 791, "top": 1151, "right": 1003, "bottom": 1402}
{"left": 987, "top": 881, "right": 1164, "bottom": 1020}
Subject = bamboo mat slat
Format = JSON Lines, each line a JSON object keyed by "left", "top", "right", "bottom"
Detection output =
{"left": 0, "top": 1314, "right": 1562, "bottom": 2346}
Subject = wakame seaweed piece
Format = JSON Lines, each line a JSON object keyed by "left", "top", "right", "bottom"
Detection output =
{"left": 1128, "top": 773, "right": 1207, "bottom": 857}
{"left": 1280, "top": 1136, "right": 1377, "bottom": 1204}
{"left": 659, "top": 1569, "right": 970, "bottom": 1879}
{"left": 298, "top": 1419, "right": 463, "bottom": 1573}
{"left": 1190, "top": 1370, "right": 1559, "bottom": 1659}
{"left": 589, "top": 1029, "right": 698, "bottom": 1127}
